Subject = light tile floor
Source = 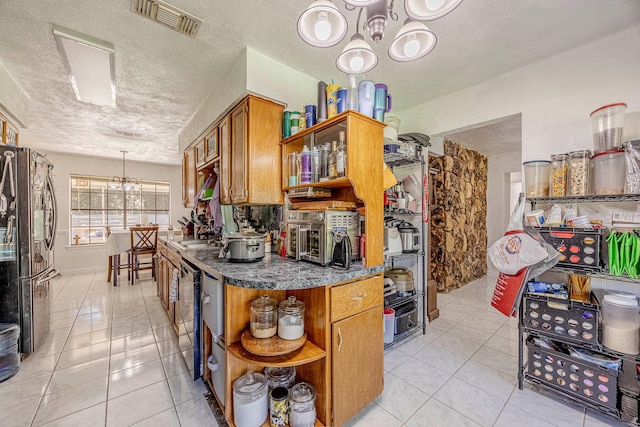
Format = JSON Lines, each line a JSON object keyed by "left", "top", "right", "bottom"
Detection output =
{"left": 0, "top": 268, "right": 631, "bottom": 426}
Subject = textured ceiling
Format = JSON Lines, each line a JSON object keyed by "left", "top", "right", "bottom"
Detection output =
{"left": 442, "top": 114, "right": 522, "bottom": 156}
{"left": 1, "top": 0, "right": 639, "bottom": 165}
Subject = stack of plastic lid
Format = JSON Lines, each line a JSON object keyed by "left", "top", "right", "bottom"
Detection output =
{"left": 0, "top": 324, "right": 20, "bottom": 383}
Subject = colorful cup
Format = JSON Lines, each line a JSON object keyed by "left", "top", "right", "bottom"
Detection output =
{"left": 304, "top": 104, "right": 317, "bottom": 128}
{"left": 283, "top": 111, "right": 291, "bottom": 138}
{"left": 290, "top": 111, "right": 300, "bottom": 135}
{"left": 326, "top": 84, "right": 339, "bottom": 118}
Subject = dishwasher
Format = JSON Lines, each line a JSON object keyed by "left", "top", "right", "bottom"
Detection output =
{"left": 178, "top": 258, "right": 202, "bottom": 380}
{"left": 201, "top": 272, "right": 226, "bottom": 406}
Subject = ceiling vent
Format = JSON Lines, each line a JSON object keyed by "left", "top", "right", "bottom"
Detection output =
{"left": 130, "top": 0, "right": 202, "bottom": 37}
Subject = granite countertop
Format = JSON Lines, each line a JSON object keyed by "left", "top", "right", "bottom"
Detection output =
{"left": 161, "top": 237, "right": 383, "bottom": 290}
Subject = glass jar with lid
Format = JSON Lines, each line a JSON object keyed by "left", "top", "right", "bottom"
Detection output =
{"left": 278, "top": 296, "right": 305, "bottom": 340}
{"left": 289, "top": 382, "right": 317, "bottom": 427}
{"left": 550, "top": 153, "right": 568, "bottom": 197}
{"left": 233, "top": 370, "right": 268, "bottom": 427}
{"left": 264, "top": 366, "right": 296, "bottom": 390}
{"left": 250, "top": 295, "right": 278, "bottom": 339}
{"left": 568, "top": 149, "right": 592, "bottom": 196}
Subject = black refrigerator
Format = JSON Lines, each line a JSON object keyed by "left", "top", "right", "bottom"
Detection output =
{"left": 0, "top": 146, "right": 57, "bottom": 354}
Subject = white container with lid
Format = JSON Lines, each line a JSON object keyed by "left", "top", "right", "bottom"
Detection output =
{"left": 278, "top": 296, "right": 305, "bottom": 340}
{"left": 602, "top": 293, "right": 640, "bottom": 355}
{"left": 523, "top": 160, "right": 551, "bottom": 197}
{"left": 592, "top": 149, "right": 625, "bottom": 195}
{"left": 233, "top": 371, "right": 268, "bottom": 427}
{"left": 591, "top": 103, "right": 627, "bottom": 153}
{"left": 289, "top": 382, "right": 317, "bottom": 427}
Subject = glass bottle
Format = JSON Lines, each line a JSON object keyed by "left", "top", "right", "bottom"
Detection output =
{"left": 250, "top": 295, "right": 278, "bottom": 338}
{"left": 269, "top": 387, "right": 288, "bottom": 427}
{"left": 337, "top": 131, "right": 346, "bottom": 177}
{"left": 311, "top": 146, "right": 320, "bottom": 183}
{"left": 550, "top": 153, "right": 568, "bottom": 197}
{"left": 278, "top": 296, "right": 305, "bottom": 340}
{"left": 289, "top": 382, "right": 316, "bottom": 427}
{"left": 328, "top": 141, "right": 338, "bottom": 179}
{"left": 300, "top": 145, "right": 311, "bottom": 184}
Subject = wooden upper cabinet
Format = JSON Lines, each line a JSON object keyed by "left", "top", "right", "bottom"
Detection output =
{"left": 182, "top": 146, "right": 196, "bottom": 208}
{"left": 205, "top": 126, "right": 219, "bottom": 163}
{"left": 218, "top": 115, "right": 231, "bottom": 204}
{"left": 229, "top": 95, "right": 284, "bottom": 205}
{"left": 195, "top": 140, "right": 206, "bottom": 168}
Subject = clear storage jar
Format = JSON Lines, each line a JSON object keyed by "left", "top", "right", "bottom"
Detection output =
{"left": 568, "top": 150, "right": 592, "bottom": 196}
{"left": 549, "top": 154, "right": 568, "bottom": 197}
{"left": 250, "top": 295, "right": 278, "bottom": 339}
{"left": 233, "top": 371, "right": 268, "bottom": 427}
{"left": 264, "top": 366, "right": 296, "bottom": 391}
{"left": 602, "top": 293, "right": 640, "bottom": 355}
{"left": 592, "top": 149, "right": 625, "bottom": 195}
{"left": 523, "top": 160, "right": 551, "bottom": 197}
{"left": 278, "top": 296, "right": 305, "bottom": 340}
{"left": 591, "top": 103, "right": 627, "bottom": 153}
{"left": 289, "top": 382, "right": 316, "bottom": 427}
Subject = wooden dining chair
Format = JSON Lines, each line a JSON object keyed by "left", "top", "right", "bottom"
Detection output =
{"left": 107, "top": 226, "right": 130, "bottom": 285}
{"left": 129, "top": 226, "right": 158, "bottom": 285}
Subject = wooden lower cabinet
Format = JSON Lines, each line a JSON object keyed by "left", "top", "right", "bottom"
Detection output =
{"left": 331, "top": 307, "right": 383, "bottom": 425}
{"left": 220, "top": 274, "right": 383, "bottom": 427}
{"left": 157, "top": 242, "right": 180, "bottom": 333}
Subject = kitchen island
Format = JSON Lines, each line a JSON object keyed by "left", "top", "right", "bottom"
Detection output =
{"left": 159, "top": 236, "right": 384, "bottom": 427}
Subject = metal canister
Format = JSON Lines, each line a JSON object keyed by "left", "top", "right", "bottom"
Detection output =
{"left": 283, "top": 111, "right": 291, "bottom": 138}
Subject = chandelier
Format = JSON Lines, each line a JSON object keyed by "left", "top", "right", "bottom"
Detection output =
{"left": 297, "top": 0, "right": 463, "bottom": 74}
{"left": 108, "top": 151, "right": 140, "bottom": 191}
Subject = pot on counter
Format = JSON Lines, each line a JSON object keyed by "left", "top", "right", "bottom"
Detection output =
{"left": 222, "top": 228, "right": 266, "bottom": 262}
{"left": 398, "top": 221, "right": 420, "bottom": 253}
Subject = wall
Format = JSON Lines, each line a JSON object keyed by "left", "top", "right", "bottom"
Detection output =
{"left": 44, "top": 152, "right": 188, "bottom": 274}
{"left": 430, "top": 140, "right": 487, "bottom": 292}
{"left": 179, "top": 47, "right": 318, "bottom": 152}
{"left": 396, "top": 24, "right": 640, "bottom": 162}
{"left": 0, "top": 62, "right": 29, "bottom": 127}
{"left": 486, "top": 150, "right": 522, "bottom": 246}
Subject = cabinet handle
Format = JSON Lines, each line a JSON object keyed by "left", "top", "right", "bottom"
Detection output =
{"left": 338, "top": 327, "right": 343, "bottom": 352}
{"left": 352, "top": 293, "right": 367, "bottom": 301}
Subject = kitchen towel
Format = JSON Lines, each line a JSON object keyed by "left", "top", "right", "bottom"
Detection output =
{"left": 193, "top": 173, "right": 213, "bottom": 209}
{"left": 169, "top": 268, "right": 179, "bottom": 302}
{"left": 209, "top": 178, "right": 223, "bottom": 234}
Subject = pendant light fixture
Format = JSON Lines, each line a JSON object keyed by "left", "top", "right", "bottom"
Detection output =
{"left": 336, "top": 9, "right": 378, "bottom": 73}
{"left": 388, "top": 19, "right": 436, "bottom": 62}
{"left": 108, "top": 151, "right": 140, "bottom": 191}
{"left": 297, "top": 0, "right": 463, "bottom": 72}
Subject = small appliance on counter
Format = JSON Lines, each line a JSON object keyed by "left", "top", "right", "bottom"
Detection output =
{"left": 220, "top": 227, "right": 267, "bottom": 262}
{"left": 286, "top": 209, "right": 360, "bottom": 266}
{"left": 384, "top": 219, "right": 403, "bottom": 258}
{"left": 331, "top": 230, "right": 351, "bottom": 269}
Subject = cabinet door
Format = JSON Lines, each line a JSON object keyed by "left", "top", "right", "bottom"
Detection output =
{"left": 195, "top": 140, "right": 206, "bottom": 168}
{"left": 205, "top": 127, "right": 218, "bottom": 162}
{"left": 230, "top": 100, "right": 248, "bottom": 204}
{"left": 218, "top": 115, "right": 231, "bottom": 204}
{"left": 182, "top": 147, "right": 196, "bottom": 208}
{"left": 332, "top": 305, "right": 383, "bottom": 426}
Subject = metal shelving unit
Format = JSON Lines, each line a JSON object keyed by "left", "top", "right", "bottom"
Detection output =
{"left": 517, "top": 196, "right": 640, "bottom": 425}
{"left": 383, "top": 142, "right": 428, "bottom": 349}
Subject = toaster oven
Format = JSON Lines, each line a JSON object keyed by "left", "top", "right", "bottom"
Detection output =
{"left": 286, "top": 210, "right": 360, "bottom": 266}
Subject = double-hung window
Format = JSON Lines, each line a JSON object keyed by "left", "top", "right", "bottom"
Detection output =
{"left": 70, "top": 175, "right": 170, "bottom": 245}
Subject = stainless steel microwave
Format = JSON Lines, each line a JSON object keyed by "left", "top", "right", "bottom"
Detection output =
{"left": 285, "top": 210, "right": 360, "bottom": 266}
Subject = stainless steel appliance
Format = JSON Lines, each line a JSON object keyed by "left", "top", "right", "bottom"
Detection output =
{"left": 221, "top": 228, "right": 266, "bottom": 263}
{"left": 178, "top": 258, "right": 202, "bottom": 379}
{"left": 286, "top": 209, "right": 359, "bottom": 266}
{"left": 201, "top": 272, "right": 226, "bottom": 406}
{"left": 0, "top": 147, "right": 57, "bottom": 354}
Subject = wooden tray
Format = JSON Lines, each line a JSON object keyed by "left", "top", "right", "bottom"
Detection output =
{"left": 240, "top": 329, "right": 307, "bottom": 357}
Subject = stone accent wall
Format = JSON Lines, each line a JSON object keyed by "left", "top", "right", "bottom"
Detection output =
{"left": 430, "top": 140, "right": 488, "bottom": 292}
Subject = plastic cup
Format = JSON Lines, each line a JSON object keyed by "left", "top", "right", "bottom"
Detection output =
{"left": 326, "top": 84, "right": 339, "bottom": 118}
{"left": 523, "top": 160, "right": 551, "bottom": 197}
{"left": 383, "top": 308, "right": 395, "bottom": 344}
{"left": 591, "top": 103, "right": 627, "bottom": 153}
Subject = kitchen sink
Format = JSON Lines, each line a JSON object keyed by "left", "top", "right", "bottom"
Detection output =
{"left": 173, "top": 240, "right": 219, "bottom": 251}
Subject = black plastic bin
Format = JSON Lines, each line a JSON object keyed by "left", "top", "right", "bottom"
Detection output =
{"left": 0, "top": 323, "right": 20, "bottom": 383}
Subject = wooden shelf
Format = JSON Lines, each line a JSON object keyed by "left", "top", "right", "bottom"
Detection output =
{"left": 284, "top": 178, "right": 352, "bottom": 191}
{"left": 227, "top": 340, "right": 326, "bottom": 367}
